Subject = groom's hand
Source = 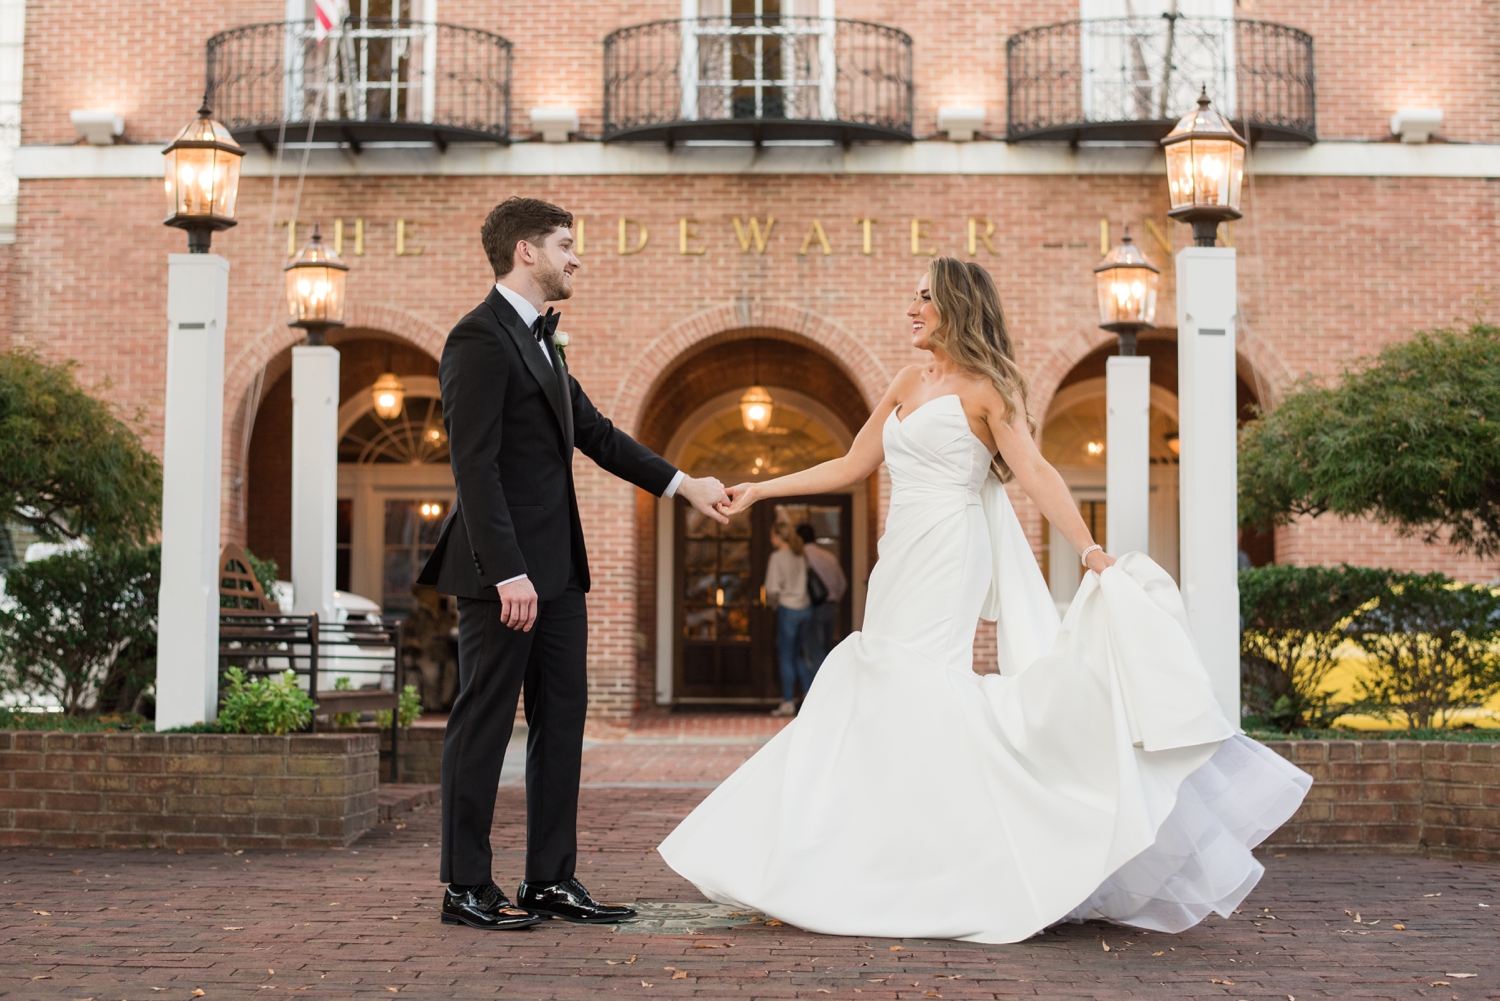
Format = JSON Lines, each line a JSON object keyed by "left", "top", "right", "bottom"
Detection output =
{"left": 678, "top": 475, "right": 731, "bottom": 525}
{"left": 496, "top": 577, "right": 539, "bottom": 632}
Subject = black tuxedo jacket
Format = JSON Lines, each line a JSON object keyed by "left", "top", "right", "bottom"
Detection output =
{"left": 417, "top": 287, "right": 678, "bottom": 601}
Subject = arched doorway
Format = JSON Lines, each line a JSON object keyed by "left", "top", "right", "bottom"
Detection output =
{"left": 634, "top": 332, "right": 875, "bottom": 708}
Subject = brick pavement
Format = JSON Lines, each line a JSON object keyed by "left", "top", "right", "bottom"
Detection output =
{"left": 2, "top": 740, "right": 1498, "bottom": 1000}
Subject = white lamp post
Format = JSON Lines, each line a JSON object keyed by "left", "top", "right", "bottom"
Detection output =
{"left": 1163, "top": 89, "right": 1246, "bottom": 722}
{"left": 1094, "top": 227, "right": 1159, "bottom": 560}
{"left": 286, "top": 225, "right": 349, "bottom": 622}
{"left": 155, "top": 102, "right": 244, "bottom": 729}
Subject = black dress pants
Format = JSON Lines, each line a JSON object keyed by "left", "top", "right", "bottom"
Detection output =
{"left": 439, "top": 578, "right": 588, "bottom": 886}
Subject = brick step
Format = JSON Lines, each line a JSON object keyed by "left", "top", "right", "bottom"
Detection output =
{"left": 376, "top": 783, "right": 439, "bottom": 823}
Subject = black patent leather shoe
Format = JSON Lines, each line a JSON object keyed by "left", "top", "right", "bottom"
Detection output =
{"left": 441, "top": 883, "right": 543, "bottom": 930}
{"left": 516, "top": 877, "right": 637, "bottom": 924}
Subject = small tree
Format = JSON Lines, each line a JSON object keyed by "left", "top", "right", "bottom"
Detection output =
{"left": 1348, "top": 573, "right": 1500, "bottom": 729}
{"left": 0, "top": 350, "right": 162, "bottom": 547}
{"left": 1239, "top": 323, "right": 1500, "bottom": 557}
{"left": 0, "top": 546, "right": 161, "bottom": 715}
{"left": 1239, "top": 563, "right": 1389, "bottom": 730}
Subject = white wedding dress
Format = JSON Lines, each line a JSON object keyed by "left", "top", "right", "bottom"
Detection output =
{"left": 658, "top": 394, "right": 1311, "bottom": 944}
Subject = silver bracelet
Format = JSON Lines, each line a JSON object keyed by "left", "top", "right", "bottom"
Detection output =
{"left": 1080, "top": 544, "right": 1103, "bottom": 567}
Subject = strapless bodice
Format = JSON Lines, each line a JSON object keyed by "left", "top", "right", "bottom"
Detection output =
{"left": 881, "top": 394, "right": 993, "bottom": 508}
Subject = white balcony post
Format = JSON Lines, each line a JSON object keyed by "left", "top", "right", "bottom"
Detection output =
{"left": 816, "top": 0, "right": 836, "bottom": 120}
{"left": 1176, "top": 246, "right": 1241, "bottom": 723}
{"left": 291, "top": 344, "right": 340, "bottom": 621}
{"left": 154, "top": 254, "right": 230, "bottom": 730}
{"left": 1105, "top": 354, "right": 1150, "bottom": 558}
{"left": 421, "top": 0, "right": 437, "bottom": 124}
{"left": 680, "top": 0, "right": 699, "bottom": 121}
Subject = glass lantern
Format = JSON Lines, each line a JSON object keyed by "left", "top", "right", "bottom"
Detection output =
{"left": 739, "top": 385, "right": 774, "bottom": 433}
{"left": 162, "top": 102, "right": 245, "bottom": 253}
{"left": 1093, "top": 227, "right": 1160, "bottom": 354}
{"left": 371, "top": 371, "right": 406, "bottom": 420}
{"left": 284, "top": 224, "right": 349, "bottom": 344}
{"left": 1161, "top": 88, "right": 1246, "bottom": 246}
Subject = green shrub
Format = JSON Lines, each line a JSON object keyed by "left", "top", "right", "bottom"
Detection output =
{"left": 374, "top": 685, "right": 422, "bottom": 728}
{"left": 0, "top": 545, "right": 160, "bottom": 715}
{"left": 331, "top": 677, "right": 361, "bottom": 728}
{"left": 1347, "top": 574, "right": 1500, "bottom": 730}
{"left": 0, "top": 709, "right": 150, "bottom": 732}
{"left": 217, "top": 668, "right": 317, "bottom": 735}
{"left": 1239, "top": 563, "right": 1389, "bottom": 730}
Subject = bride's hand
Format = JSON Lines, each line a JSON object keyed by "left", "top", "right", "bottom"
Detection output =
{"left": 1085, "top": 549, "right": 1116, "bottom": 574}
{"left": 722, "top": 482, "right": 758, "bottom": 515}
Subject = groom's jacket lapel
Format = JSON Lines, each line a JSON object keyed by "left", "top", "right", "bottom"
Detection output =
{"left": 484, "top": 286, "right": 569, "bottom": 453}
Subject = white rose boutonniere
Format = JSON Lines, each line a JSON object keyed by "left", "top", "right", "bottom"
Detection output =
{"left": 553, "top": 330, "right": 570, "bottom": 365}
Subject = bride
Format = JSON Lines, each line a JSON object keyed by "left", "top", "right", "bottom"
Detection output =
{"left": 657, "top": 258, "right": 1311, "bottom": 944}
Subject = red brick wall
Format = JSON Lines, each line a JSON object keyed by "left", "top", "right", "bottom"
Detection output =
{"left": 0, "top": 731, "right": 380, "bottom": 850}
{"left": 1263, "top": 740, "right": 1500, "bottom": 862}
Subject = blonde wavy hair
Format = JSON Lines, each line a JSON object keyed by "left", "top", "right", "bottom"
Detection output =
{"left": 925, "top": 258, "right": 1033, "bottom": 479}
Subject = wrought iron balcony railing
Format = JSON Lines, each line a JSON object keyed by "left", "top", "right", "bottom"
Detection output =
{"left": 1007, "top": 16, "right": 1314, "bottom": 144}
{"left": 604, "top": 16, "right": 912, "bottom": 144}
{"left": 206, "top": 18, "right": 512, "bottom": 150}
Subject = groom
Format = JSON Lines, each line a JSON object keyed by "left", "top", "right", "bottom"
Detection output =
{"left": 418, "top": 196, "right": 730, "bottom": 930}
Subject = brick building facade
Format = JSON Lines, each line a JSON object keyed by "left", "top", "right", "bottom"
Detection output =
{"left": 5, "top": 0, "right": 1499, "bottom": 720}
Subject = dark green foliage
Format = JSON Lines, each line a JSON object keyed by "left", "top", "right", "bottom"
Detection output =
{"left": 0, "top": 709, "right": 150, "bottom": 732}
{"left": 0, "top": 545, "right": 160, "bottom": 715}
{"left": 216, "top": 668, "right": 317, "bottom": 735}
{"left": 0, "top": 351, "right": 162, "bottom": 547}
{"left": 1238, "top": 323, "right": 1500, "bottom": 556}
{"left": 1242, "top": 725, "right": 1500, "bottom": 743}
{"left": 243, "top": 549, "right": 280, "bottom": 600}
{"left": 1239, "top": 564, "right": 1390, "bottom": 730}
{"left": 1347, "top": 574, "right": 1500, "bottom": 730}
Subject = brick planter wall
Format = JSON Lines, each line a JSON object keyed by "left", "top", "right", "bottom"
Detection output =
{"left": 1262, "top": 740, "right": 1500, "bottom": 862}
{"left": 0, "top": 732, "right": 379, "bottom": 850}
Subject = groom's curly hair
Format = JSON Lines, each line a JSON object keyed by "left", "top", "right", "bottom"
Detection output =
{"left": 482, "top": 197, "right": 574, "bottom": 277}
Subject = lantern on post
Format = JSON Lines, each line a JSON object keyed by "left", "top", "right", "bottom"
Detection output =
{"left": 162, "top": 100, "right": 245, "bottom": 253}
{"left": 1161, "top": 88, "right": 1246, "bottom": 247}
{"left": 1093, "top": 227, "right": 1160, "bottom": 355}
{"left": 284, "top": 224, "right": 349, "bottom": 345}
{"left": 371, "top": 371, "right": 406, "bottom": 420}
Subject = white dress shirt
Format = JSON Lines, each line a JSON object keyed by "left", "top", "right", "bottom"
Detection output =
{"left": 491, "top": 282, "right": 683, "bottom": 588}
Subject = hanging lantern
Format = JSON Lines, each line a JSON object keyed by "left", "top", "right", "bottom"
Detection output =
{"left": 740, "top": 384, "right": 774, "bottom": 433}
{"left": 284, "top": 223, "right": 349, "bottom": 345}
{"left": 1093, "top": 226, "right": 1160, "bottom": 355}
{"left": 1161, "top": 88, "right": 1247, "bottom": 247}
{"left": 371, "top": 371, "right": 406, "bottom": 420}
{"left": 162, "top": 100, "right": 245, "bottom": 253}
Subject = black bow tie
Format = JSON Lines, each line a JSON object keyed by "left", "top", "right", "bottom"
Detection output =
{"left": 531, "top": 309, "right": 560, "bottom": 343}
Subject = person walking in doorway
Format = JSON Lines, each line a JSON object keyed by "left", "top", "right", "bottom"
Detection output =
{"left": 764, "top": 523, "right": 812, "bottom": 717}
{"left": 796, "top": 523, "right": 847, "bottom": 673}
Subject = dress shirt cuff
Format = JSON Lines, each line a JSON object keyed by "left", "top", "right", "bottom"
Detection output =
{"left": 662, "top": 470, "right": 686, "bottom": 498}
{"left": 495, "top": 573, "right": 529, "bottom": 588}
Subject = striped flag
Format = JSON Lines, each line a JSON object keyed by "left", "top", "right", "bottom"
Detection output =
{"left": 312, "top": 0, "right": 345, "bottom": 43}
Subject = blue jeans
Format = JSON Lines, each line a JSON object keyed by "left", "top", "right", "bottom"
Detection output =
{"left": 805, "top": 601, "right": 838, "bottom": 671}
{"left": 776, "top": 605, "right": 815, "bottom": 703}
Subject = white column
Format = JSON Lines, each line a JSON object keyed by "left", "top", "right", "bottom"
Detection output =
{"left": 155, "top": 254, "right": 230, "bottom": 730}
{"left": 1175, "top": 246, "right": 1241, "bottom": 723}
{"left": 291, "top": 344, "right": 340, "bottom": 620}
{"left": 1105, "top": 353, "right": 1150, "bottom": 557}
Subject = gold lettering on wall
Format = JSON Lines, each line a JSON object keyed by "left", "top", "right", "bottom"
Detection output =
{"left": 910, "top": 218, "right": 936, "bottom": 256}
{"left": 575, "top": 217, "right": 585, "bottom": 256}
{"left": 967, "top": 217, "right": 997, "bottom": 257}
{"left": 333, "top": 218, "right": 365, "bottom": 256}
{"left": 1143, "top": 218, "right": 1171, "bottom": 260}
{"left": 618, "top": 217, "right": 648, "bottom": 255}
{"left": 679, "top": 217, "right": 707, "bottom": 255}
{"left": 1218, "top": 222, "right": 1235, "bottom": 248}
{"left": 798, "top": 220, "right": 832, "bottom": 256}
{"left": 396, "top": 219, "right": 424, "bottom": 256}
{"left": 282, "top": 220, "right": 298, "bottom": 257}
{"left": 1100, "top": 219, "right": 1110, "bottom": 256}
{"left": 732, "top": 217, "right": 776, "bottom": 254}
{"left": 854, "top": 217, "right": 878, "bottom": 256}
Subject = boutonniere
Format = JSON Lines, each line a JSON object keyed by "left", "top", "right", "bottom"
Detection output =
{"left": 553, "top": 330, "right": 569, "bottom": 365}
